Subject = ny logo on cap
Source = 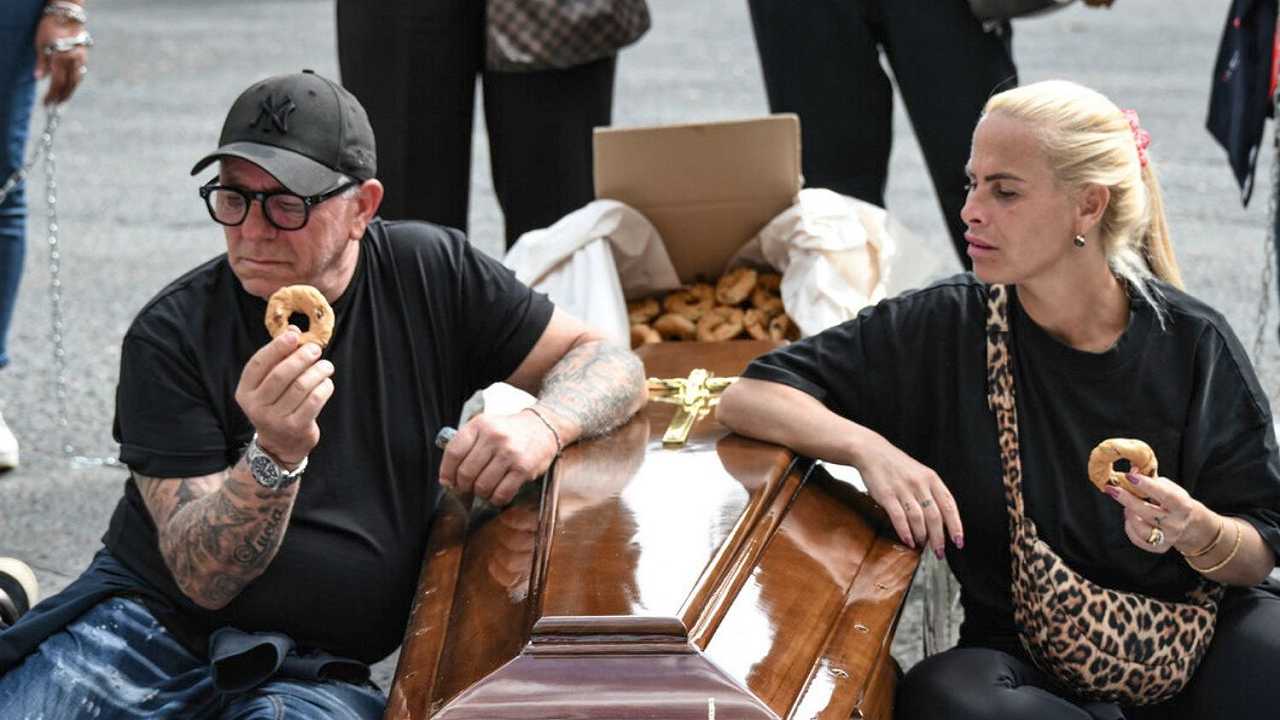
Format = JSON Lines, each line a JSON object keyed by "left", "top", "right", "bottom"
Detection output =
{"left": 251, "top": 94, "right": 296, "bottom": 134}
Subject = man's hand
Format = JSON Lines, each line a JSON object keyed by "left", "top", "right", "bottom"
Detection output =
{"left": 234, "top": 327, "right": 335, "bottom": 466}
{"left": 33, "top": 11, "right": 89, "bottom": 106}
{"left": 438, "top": 406, "right": 563, "bottom": 506}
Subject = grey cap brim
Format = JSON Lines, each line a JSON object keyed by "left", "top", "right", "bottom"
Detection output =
{"left": 190, "top": 141, "right": 346, "bottom": 196}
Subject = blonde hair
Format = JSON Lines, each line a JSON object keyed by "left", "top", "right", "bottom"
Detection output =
{"left": 982, "top": 80, "right": 1183, "bottom": 320}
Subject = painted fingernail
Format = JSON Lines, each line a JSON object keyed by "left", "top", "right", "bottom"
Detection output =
{"left": 1127, "top": 471, "right": 1142, "bottom": 484}
{"left": 934, "top": 547, "right": 945, "bottom": 560}
{"left": 1106, "top": 487, "right": 1121, "bottom": 499}
{"left": 954, "top": 535, "right": 965, "bottom": 549}
{"left": 901, "top": 535, "right": 915, "bottom": 549}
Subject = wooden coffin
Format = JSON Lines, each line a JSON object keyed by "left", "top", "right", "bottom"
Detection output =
{"left": 385, "top": 340, "right": 919, "bottom": 720}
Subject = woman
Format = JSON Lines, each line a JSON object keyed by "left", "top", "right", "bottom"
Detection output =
{"left": 717, "top": 80, "right": 1280, "bottom": 719}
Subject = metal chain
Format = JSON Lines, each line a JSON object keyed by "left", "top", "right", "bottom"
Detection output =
{"left": 0, "top": 109, "right": 57, "bottom": 207}
{"left": 1253, "top": 109, "right": 1278, "bottom": 359}
{"left": 1, "top": 108, "right": 120, "bottom": 469}
{"left": 1253, "top": 94, "right": 1280, "bottom": 395}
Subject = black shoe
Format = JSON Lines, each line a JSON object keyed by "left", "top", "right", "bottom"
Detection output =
{"left": 0, "top": 558, "right": 38, "bottom": 630}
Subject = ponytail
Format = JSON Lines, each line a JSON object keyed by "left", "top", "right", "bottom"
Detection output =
{"left": 1138, "top": 162, "right": 1183, "bottom": 290}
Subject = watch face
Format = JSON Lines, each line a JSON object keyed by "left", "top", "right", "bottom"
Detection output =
{"left": 250, "top": 454, "right": 281, "bottom": 488}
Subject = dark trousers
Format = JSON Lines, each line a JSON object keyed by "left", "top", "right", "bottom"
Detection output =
{"left": 336, "top": 0, "right": 616, "bottom": 249}
{"left": 746, "top": 0, "right": 1016, "bottom": 268}
{"left": 896, "top": 587, "right": 1280, "bottom": 720}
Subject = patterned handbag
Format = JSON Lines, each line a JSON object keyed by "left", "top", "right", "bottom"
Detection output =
{"left": 984, "top": 284, "right": 1222, "bottom": 706}
{"left": 486, "top": 0, "right": 651, "bottom": 72}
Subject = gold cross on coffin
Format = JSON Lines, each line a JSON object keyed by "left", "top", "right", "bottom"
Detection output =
{"left": 647, "top": 369, "right": 738, "bottom": 447}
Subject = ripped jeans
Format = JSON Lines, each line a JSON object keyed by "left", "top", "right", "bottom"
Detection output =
{"left": 0, "top": 596, "right": 385, "bottom": 719}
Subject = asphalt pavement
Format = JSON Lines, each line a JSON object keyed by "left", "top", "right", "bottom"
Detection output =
{"left": 0, "top": 0, "right": 1268, "bottom": 687}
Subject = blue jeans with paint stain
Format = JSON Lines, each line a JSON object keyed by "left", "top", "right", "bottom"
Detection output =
{"left": 0, "top": 597, "right": 386, "bottom": 719}
{"left": 0, "top": 0, "right": 43, "bottom": 369}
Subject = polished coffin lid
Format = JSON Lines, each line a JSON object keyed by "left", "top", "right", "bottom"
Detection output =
{"left": 386, "top": 341, "right": 919, "bottom": 720}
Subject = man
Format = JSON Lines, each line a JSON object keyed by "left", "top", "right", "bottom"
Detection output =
{"left": 0, "top": 70, "right": 645, "bottom": 718}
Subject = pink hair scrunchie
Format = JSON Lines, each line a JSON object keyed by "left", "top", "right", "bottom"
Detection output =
{"left": 1121, "top": 108, "right": 1151, "bottom": 169}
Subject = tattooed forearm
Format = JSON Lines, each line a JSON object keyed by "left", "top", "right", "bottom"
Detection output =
{"left": 135, "top": 460, "right": 299, "bottom": 610}
{"left": 537, "top": 340, "right": 645, "bottom": 441}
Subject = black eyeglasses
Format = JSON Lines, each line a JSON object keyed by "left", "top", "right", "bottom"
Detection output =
{"left": 199, "top": 177, "right": 358, "bottom": 231}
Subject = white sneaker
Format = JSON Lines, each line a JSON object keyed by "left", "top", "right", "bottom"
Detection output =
{"left": 0, "top": 410, "right": 18, "bottom": 471}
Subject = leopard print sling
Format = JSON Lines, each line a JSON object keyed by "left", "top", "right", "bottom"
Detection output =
{"left": 985, "top": 284, "right": 1221, "bottom": 706}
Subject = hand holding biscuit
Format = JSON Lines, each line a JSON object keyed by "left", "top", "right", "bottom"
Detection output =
{"left": 1104, "top": 470, "right": 1208, "bottom": 556}
{"left": 235, "top": 285, "right": 338, "bottom": 467}
{"left": 235, "top": 326, "right": 335, "bottom": 467}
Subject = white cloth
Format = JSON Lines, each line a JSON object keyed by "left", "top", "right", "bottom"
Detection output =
{"left": 503, "top": 189, "right": 936, "bottom": 345}
{"left": 504, "top": 200, "right": 682, "bottom": 347}
{"left": 731, "top": 189, "right": 895, "bottom": 337}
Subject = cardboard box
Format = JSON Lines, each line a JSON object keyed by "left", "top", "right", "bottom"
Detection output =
{"left": 593, "top": 115, "right": 801, "bottom": 284}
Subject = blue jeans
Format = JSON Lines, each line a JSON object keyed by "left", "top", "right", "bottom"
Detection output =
{"left": 0, "top": 0, "right": 43, "bottom": 369}
{"left": 0, "top": 597, "right": 386, "bottom": 719}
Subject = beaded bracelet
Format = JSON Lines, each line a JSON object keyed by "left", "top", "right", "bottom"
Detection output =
{"left": 43, "top": 1, "right": 87, "bottom": 25}
{"left": 1186, "top": 519, "right": 1244, "bottom": 575}
{"left": 524, "top": 406, "right": 563, "bottom": 456}
{"left": 1181, "top": 519, "right": 1225, "bottom": 559}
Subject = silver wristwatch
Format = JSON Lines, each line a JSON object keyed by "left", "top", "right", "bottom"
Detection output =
{"left": 245, "top": 433, "right": 307, "bottom": 490}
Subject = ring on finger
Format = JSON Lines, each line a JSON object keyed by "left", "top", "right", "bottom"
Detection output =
{"left": 918, "top": 498, "right": 934, "bottom": 509}
{"left": 1146, "top": 527, "right": 1165, "bottom": 546}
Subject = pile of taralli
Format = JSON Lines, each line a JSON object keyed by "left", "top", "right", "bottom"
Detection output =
{"left": 628, "top": 268, "right": 799, "bottom": 349}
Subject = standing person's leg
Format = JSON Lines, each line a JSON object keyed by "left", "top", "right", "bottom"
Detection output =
{"left": 0, "top": 597, "right": 220, "bottom": 719}
{"left": 896, "top": 646, "right": 1108, "bottom": 719}
{"left": 0, "top": 0, "right": 39, "bottom": 370}
{"left": 880, "top": 0, "right": 1017, "bottom": 268}
{"left": 482, "top": 56, "right": 616, "bottom": 250}
{"left": 336, "top": 0, "right": 483, "bottom": 230}
{"left": 0, "top": 0, "right": 41, "bottom": 471}
{"left": 746, "top": 0, "right": 892, "bottom": 208}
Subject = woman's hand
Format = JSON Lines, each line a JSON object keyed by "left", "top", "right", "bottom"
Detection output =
{"left": 33, "top": 11, "right": 90, "bottom": 106}
{"left": 852, "top": 430, "right": 964, "bottom": 558}
{"left": 1106, "top": 470, "right": 1206, "bottom": 554}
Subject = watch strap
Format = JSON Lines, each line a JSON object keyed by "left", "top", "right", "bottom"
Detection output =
{"left": 247, "top": 433, "right": 307, "bottom": 489}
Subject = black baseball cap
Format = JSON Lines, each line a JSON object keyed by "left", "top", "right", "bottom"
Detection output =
{"left": 190, "top": 70, "right": 377, "bottom": 196}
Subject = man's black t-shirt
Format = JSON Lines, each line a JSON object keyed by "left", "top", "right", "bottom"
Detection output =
{"left": 103, "top": 219, "right": 554, "bottom": 663}
{"left": 744, "top": 274, "right": 1280, "bottom": 645}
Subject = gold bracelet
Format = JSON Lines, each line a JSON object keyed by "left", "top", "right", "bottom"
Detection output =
{"left": 1181, "top": 518, "right": 1226, "bottom": 558}
{"left": 1186, "top": 519, "right": 1243, "bottom": 574}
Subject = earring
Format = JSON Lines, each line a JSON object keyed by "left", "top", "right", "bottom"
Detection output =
{"left": 1073, "top": 234, "right": 1086, "bottom": 248}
